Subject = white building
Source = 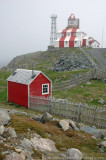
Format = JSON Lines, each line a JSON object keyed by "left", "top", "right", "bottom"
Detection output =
{"left": 53, "top": 14, "right": 100, "bottom": 48}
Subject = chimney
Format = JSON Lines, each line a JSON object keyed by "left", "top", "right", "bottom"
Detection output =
{"left": 32, "top": 64, "right": 34, "bottom": 78}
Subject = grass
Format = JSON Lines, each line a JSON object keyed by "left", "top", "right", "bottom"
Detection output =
{"left": 44, "top": 69, "right": 90, "bottom": 83}
{"left": 0, "top": 69, "right": 106, "bottom": 106}
{"left": 0, "top": 70, "right": 11, "bottom": 102}
{"left": 53, "top": 80, "right": 106, "bottom": 105}
{"left": 0, "top": 100, "right": 105, "bottom": 159}
{"left": 6, "top": 114, "right": 106, "bottom": 159}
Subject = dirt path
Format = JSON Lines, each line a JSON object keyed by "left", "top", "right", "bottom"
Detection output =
{"left": 87, "top": 48, "right": 106, "bottom": 70}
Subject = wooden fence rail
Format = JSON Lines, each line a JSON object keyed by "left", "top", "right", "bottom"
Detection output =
{"left": 30, "top": 96, "right": 106, "bottom": 129}
{"left": 53, "top": 68, "right": 106, "bottom": 91}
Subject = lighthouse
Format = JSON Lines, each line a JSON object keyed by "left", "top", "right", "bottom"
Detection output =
{"left": 52, "top": 14, "right": 100, "bottom": 48}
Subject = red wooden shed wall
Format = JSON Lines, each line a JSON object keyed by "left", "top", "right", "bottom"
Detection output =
{"left": 8, "top": 81, "right": 28, "bottom": 108}
{"left": 29, "top": 73, "right": 51, "bottom": 98}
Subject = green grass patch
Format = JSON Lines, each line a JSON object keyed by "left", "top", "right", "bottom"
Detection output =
{"left": 53, "top": 80, "right": 106, "bottom": 104}
{"left": 45, "top": 69, "right": 90, "bottom": 83}
{"left": 0, "top": 88, "right": 7, "bottom": 102}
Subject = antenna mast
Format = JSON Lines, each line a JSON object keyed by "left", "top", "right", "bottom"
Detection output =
{"left": 50, "top": 14, "right": 57, "bottom": 46}
{"left": 101, "top": 28, "right": 104, "bottom": 48}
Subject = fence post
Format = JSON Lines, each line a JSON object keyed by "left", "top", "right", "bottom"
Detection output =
{"left": 77, "top": 103, "right": 82, "bottom": 122}
{"left": 93, "top": 107, "right": 97, "bottom": 126}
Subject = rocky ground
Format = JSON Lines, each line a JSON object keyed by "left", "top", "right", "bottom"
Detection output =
{"left": 53, "top": 53, "right": 93, "bottom": 72}
{"left": 0, "top": 107, "right": 106, "bottom": 160}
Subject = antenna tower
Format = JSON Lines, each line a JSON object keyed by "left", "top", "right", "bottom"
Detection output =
{"left": 101, "top": 28, "right": 104, "bottom": 48}
{"left": 50, "top": 14, "right": 57, "bottom": 46}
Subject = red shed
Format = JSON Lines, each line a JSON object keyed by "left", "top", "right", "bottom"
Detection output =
{"left": 7, "top": 69, "right": 52, "bottom": 108}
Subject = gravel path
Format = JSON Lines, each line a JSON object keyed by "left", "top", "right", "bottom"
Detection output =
{"left": 87, "top": 48, "right": 106, "bottom": 70}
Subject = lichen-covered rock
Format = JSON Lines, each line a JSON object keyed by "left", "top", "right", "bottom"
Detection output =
{"left": 3, "top": 127, "right": 17, "bottom": 138}
{"left": 20, "top": 138, "right": 33, "bottom": 151}
{"left": 41, "top": 112, "right": 53, "bottom": 123}
{"left": 99, "top": 141, "right": 106, "bottom": 148}
{"left": 66, "top": 148, "right": 82, "bottom": 160}
{"left": 65, "top": 119, "right": 79, "bottom": 131}
{"left": 59, "top": 120, "right": 69, "bottom": 131}
{"left": 80, "top": 125, "right": 104, "bottom": 139}
{"left": 0, "top": 125, "right": 5, "bottom": 134}
{"left": 30, "top": 137, "right": 58, "bottom": 152}
{"left": 0, "top": 109, "right": 11, "bottom": 126}
{"left": 6, "top": 152, "right": 25, "bottom": 160}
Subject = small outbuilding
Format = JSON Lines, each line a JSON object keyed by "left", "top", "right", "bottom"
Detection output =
{"left": 7, "top": 69, "right": 52, "bottom": 108}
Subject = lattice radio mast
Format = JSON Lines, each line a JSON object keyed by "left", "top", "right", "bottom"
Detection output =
{"left": 50, "top": 14, "right": 57, "bottom": 46}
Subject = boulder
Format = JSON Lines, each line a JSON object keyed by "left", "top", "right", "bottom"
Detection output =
{"left": 99, "top": 141, "right": 106, "bottom": 148}
{"left": 0, "top": 125, "right": 5, "bottom": 134}
{"left": 65, "top": 119, "right": 79, "bottom": 131}
{"left": 30, "top": 137, "right": 58, "bottom": 152}
{"left": 98, "top": 98, "right": 105, "bottom": 104}
{"left": 59, "top": 120, "right": 69, "bottom": 131}
{"left": 31, "top": 115, "right": 41, "bottom": 121}
{"left": 6, "top": 152, "right": 25, "bottom": 160}
{"left": 0, "top": 136, "right": 4, "bottom": 144}
{"left": 66, "top": 148, "right": 82, "bottom": 160}
{"left": 20, "top": 138, "right": 33, "bottom": 151}
{"left": 80, "top": 125, "right": 104, "bottom": 139}
{"left": 41, "top": 112, "right": 53, "bottom": 123}
{"left": 0, "top": 108, "right": 11, "bottom": 126}
{"left": 3, "top": 127, "right": 17, "bottom": 138}
{"left": 20, "top": 149, "right": 32, "bottom": 160}
{"left": 100, "top": 129, "right": 106, "bottom": 137}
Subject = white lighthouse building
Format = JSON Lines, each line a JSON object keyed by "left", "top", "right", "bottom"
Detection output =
{"left": 53, "top": 14, "right": 100, "bottom": 48}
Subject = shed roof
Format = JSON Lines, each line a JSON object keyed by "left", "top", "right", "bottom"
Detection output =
{"left": 7, "top": 69, "right": 50, "bottom": 85}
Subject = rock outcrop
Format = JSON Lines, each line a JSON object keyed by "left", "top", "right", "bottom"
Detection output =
{"left": 80, "top": 125, "right": 104, "bottom": 139}
{"left": 0, "top": 108, "right": 11, "bottom": 126}
{"left": 53, "top": 53, "right": 93, "bottom": 71}
{"left": 0, "top": 125, "right": 5, "bottom": 134}
{"left": 30, "top": 137, "right": 58, "bottom": 152}
{"left": 3, "top": 127, "right": 17, "bottom": 138}
{"left": 66, "top": 148, "right": 82, "bottom": 160}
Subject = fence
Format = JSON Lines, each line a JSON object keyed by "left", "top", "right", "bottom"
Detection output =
{"left": 30, "top": 96, "right": 106, "bottom": 128}
{"left": 53, "top": 68, "right": 106, "bottom": 91}
{"left": 53, "top": 69, "right": 95, "bottom": 91}
{"left": 95, "top": 68, "right": 106, "bottom": 80}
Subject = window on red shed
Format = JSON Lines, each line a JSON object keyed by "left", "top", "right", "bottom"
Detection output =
{"left": 42, "top": 84, "right": 49, "bottom": 95}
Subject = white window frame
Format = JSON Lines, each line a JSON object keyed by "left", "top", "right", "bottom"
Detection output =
{"left": 42, "top": 83, "right": 49, "bottom": 95}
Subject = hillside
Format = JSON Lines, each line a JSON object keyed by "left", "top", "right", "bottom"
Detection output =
{"left": 2, "top": 48, "right": 106, "bottom": 72}
{"left": 0, "top": 48, "right": 106, "bottom": 159}
{"left": 1, "top": 47, "right": 106, "bottom": 105}
{"left": 2, "top": 48, "right": 93, "bottom": 71}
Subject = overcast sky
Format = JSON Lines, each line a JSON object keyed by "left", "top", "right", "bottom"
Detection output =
{"left": 0, "top": 0, "right": 106, "bottom": 67}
